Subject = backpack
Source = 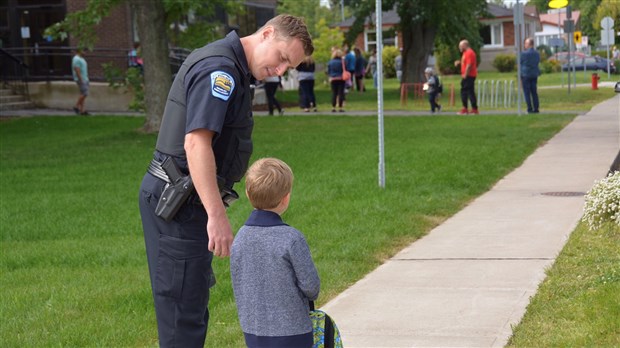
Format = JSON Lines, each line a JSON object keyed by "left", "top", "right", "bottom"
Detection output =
{"left": 436, "top": 75, "right": 443, "bottom": 93}
{"left": 310, "top": 302, "right": 343, "bottom": 348}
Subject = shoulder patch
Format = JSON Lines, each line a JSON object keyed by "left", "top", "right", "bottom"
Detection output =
{"left": 210, "top": 71, "right": 235, "bottom": 101}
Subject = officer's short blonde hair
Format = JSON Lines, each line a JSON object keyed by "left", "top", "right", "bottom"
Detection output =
{"left": 245, "top": 158, "right": 294, "bottom": 210}
{"left": 261, "top": 14, "right": 314, "bottom": 56}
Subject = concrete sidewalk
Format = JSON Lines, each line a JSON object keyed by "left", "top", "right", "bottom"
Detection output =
{"left": 321, "top": 95, "right": 619, "bottom": 347}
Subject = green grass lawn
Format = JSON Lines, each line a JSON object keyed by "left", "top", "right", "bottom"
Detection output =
{"left": 276, "top": 73, "right": 616, "bottom": 113}
{"left": 507, "top": 223, "right": 620, "bottom": 347}
{"left": 0, "top": 113, "right": 576, "bottom": 347}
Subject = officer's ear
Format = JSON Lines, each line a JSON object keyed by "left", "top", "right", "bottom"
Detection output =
{"left": 261, "top": 26, "right": 276, "bottom": 42}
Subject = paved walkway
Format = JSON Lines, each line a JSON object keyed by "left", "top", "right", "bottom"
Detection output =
{"left": 320, "top": 95, "right": 619, "bottom": 347}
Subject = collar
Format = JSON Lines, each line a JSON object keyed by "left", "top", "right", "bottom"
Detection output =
{"left": 225, "top": 31, "right": 251, "bottom": 80}
{"left": 244, "top": 210, "right": 288, "bottom": 227}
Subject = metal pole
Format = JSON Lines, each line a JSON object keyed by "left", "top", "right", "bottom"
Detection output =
{"left": 376, "top": 0, "right": 385, "bottom": 188}
{"left": 515, "top": 0, "right": 522, "bottom": 115}
{"left": 341, "top": 0, "right": 345, "bottom": 22}
{"left": 607, "top": 40, "right": 611, "bottom": 79}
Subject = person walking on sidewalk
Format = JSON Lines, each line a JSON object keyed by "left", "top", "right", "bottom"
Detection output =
{"left": 424, "top": 67, "right": 442, "bottom": 113}
{"left": 454, "top": 40, "right": 478, "bottom": 115}
{"left": 71, "top": 48, "right": 89, "bottom": 115}
{"left": 520, "top": 37, "right": 540, "bottom": 114}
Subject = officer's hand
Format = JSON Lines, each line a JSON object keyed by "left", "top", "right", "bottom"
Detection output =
{"left": 207, "top": 215, "right": 234, "bottom": 257}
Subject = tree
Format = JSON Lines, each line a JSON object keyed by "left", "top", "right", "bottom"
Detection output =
{"left": 594, "top": 0, "right": 620, "bottom": 31}
{"left": 130, "top": 0, "right": 170, "bottom": 133}
{"left": 45, "top": 0, "right": 239, "bottom": 133}
{"left": 528, "top": 0, "right": 602, "bottom": 44}
{"left": 277, "top": 0, "right": 320, "bottom": 38}
{"left": 347, "top": 0, "right": 487, "bottom": 83}
{"left": 313, "top": 18, "right": 346, "bottom": 67}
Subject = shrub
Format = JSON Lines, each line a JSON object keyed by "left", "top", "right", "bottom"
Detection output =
{"left": 102, "top": 62, "right": 145, "bottom": 112}
{"left": 540, "top": 59, "right": 561, "bottom": 74}
{"left": 536, "top": 44, "right": 552, "bottom": 60}
{"left": 382, "top": 45, "right": 400, "bottom": 78}
{"left": 492, "top": 54, "right": 516, "bottom": 72}
{"left": 582, "top": 171, "right": 620, "bottom": 231}
{"left": 435, "top": 43, "right": 460, "bottom": 75}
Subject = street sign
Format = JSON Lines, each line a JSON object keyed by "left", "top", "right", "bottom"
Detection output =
{"left": 549, "top": 38, "right": 565, "bottom": 47}
{"left": 563, "top": 19, "right": 574, "bottom": 33}
{"left": 513, "top": 3, "right": 524, "bottom": 25}
{"left": 573, "top": 31, "right": 582, "bottom": 45}
{"left": 601, "top": 17, "right": 614, "bottom": 30}
{"left": 601, "top": 29, "right": 615, "bottom": 45}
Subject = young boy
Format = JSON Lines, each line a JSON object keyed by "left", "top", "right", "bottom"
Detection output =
{"left": 424, "top": 67, "right": 442, "bottom": 114}
{"left": 231, "top": 158, "right": 320, "bottom": 348}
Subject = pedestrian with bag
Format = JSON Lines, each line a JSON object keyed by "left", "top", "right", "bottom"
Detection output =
{"left": 327, "top": 49, "right": 348, "bottom": 112}
{"left": 424, "top": 67, "right": 442, "bottom": 113}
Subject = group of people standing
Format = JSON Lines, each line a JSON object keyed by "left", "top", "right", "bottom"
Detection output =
{"left": 326, "top": 45, "right": 373, "bottom": 112}
{"left": 266, "top": 44, "right": 374, "bottom": 114}
{"left": 424, "top": 37, "right": 539, "bottom": 115}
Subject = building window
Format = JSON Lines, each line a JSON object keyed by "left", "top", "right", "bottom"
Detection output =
{"left": 480, "top": 23, "right": 503, "bottom": 47}
{"left": 365, "top": 29, "right": 398, "bottom": 53}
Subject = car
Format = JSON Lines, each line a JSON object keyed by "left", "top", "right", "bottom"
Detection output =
{"left": 561, "top": 56, "right": 616, "bottom": 73}
{"left": 615, "top": 82, "right": 620, "bottom": 93}
{"left": 548, "top": 51, "right": 587, "bottom": 64}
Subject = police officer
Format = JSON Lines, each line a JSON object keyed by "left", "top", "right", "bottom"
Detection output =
{"left": 138, "top": 15, "right": 313, "bottom": 348}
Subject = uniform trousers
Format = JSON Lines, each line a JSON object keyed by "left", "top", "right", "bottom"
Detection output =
{"left": 139, "top": 170, "right": 214, "bottom": 348}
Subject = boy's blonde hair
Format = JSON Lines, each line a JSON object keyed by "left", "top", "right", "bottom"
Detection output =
{"left": 245, "top": 158, "right": 294, "bottom": 210}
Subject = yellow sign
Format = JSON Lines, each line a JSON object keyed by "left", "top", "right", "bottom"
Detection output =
{"left": 549, "top": 0, "right": 568, "bottom": 9}
{"left": 574, "top": 31, "right": 582, "bottom": 45}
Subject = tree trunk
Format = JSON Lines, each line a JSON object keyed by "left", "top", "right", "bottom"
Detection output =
{"left": 402, "top": 22, "right": 437, "bottom": 84}
{"left": 131, "top": 0, "right": 171, "bottom": 133}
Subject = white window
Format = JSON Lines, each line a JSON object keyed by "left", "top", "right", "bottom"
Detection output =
{"left": 365, "top": 29, "right": 398, "bottom": 52}
{"left": 480, "top": 23, "right": 503, "bottom": 48}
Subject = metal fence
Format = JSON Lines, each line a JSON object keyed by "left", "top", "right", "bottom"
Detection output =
{"left": 477, "top": 80, "right": 518, "bottom": 108}
{"left": 1, "top": 48, "right": 30, "bottom": 100}
{"left": 0, "top": 46, "right": 191, "bottom": 82}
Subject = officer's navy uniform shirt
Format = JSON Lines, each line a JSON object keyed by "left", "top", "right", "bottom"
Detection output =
{"left": 184, "top": 31, "right": 251, "bottom": 140}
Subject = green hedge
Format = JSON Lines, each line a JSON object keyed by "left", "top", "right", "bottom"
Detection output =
{"left": 492, "top": 54, "right": 516, "bottom": 72}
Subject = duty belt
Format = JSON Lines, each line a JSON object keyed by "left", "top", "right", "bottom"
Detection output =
{"left": 147, "top": 158, "right": 239, "bottom": 208}
{"left": 147, "top": 158, "right": 172, "bottom": 183}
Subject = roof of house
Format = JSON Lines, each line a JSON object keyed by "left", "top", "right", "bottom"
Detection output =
{"left": 540, "top": 10, "right": 580, "bottom": 27}
{"left": 334, "top": 3, "right": 540, "bottom": 29}
{"left": 485, "top": 2, "right": 513, "bottom": 18}
{"left": 481, "top": 3, "right": 539, "bottom": 21}
{"left": 333, "top": 8, "right": 400, "bottom": 28}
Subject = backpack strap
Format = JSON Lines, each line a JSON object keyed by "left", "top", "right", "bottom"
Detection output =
{"left": 324, "top": 314, "right": 335, "bottom": 348}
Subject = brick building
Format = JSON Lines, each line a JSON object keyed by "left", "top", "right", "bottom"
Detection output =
{"left": 1, "top": 0, "right": 277, "bottom": 81}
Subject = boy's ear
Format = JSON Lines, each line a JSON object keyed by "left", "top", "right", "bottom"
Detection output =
{"left": 281, "top": 192, "right": 291, "bottom": 205}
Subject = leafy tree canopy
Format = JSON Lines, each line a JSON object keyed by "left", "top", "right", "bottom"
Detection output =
{"left": 345, "top": 0, "right": 486, "bottom": 82}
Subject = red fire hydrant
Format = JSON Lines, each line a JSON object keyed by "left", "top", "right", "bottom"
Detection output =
{"left": 591, "top": 73, "right": 599, "bottom": 90}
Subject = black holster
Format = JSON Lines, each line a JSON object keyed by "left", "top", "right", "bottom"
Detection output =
{"left": 152, "top": 157, "right": 194, "bottom": 222}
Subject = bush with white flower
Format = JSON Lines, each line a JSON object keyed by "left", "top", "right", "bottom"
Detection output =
{"left": 582, "top": 171, "right": 620, "bottom": 230}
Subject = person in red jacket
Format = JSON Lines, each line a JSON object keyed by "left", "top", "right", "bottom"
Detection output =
{"left": 454, "top": 40, "right": 478, "bottom": 115}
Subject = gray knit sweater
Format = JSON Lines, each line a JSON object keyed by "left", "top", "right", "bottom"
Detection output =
{"left": 230, "top": 210, "right": 320, "bottom": 337}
